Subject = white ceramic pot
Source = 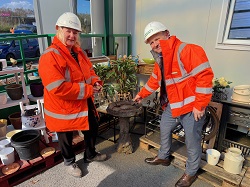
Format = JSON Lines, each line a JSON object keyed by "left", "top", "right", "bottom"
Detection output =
{"left": 223, "top": 147, "right": 244, "bottom": 174}
{"left": 232, "top": 85, "right": 250, "bottom": 104}
{"left": 0, "top": 139, "right": 11, "bottom": 149}
{"left": 0, "top": 147, "right": 15, "bottom": 165}
{"left": 22, "top": 112, "right": 42, "bottom": 128}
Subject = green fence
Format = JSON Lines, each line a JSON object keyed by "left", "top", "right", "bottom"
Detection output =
{"left": 0, "top": 33, "right": 131, "bottom": 87}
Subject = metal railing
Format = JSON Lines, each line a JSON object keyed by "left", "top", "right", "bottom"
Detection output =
{"left": 0, "top": 32, "right": 132, "bottom": 90}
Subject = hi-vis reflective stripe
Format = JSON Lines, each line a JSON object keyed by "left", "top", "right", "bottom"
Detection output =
{"left": 45, "top": 108, "right": 88, "bottom": 120}
{"left": 43, "top": 48, "right": 60, "bottom": 55}
{"left": 170, "top": 96, "right": 195, "bottom": 109}
{"left": 65, "top": 67, "right": 70, "bottom": 82}
{"left": 85, "top": 77, "right": 91, "bottom": 84}
{"left": 46, "top": 79, "right": 65, "bottom": 91}
{"left": 196, "top": 87, "right": 213, "bottom": 94}
{"left": 166, "top": 42, "right": 212, "bottom": 86}
{"left": 165, "top": 62, "right": 211, "bottom": 86}
{"left": 177, "top": 43, "right": 187, "bottom": 76}
{"left": 152, "top": 72, "right": 157, "bottom": 79}
{"left": 78, "top": 82, "right": 85, "bottom": 99}
{"left": 144, "top": 83, "right": 155, "bottom": 93}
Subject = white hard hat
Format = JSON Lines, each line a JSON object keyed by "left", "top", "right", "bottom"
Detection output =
{"left": 144, "top": 21, "right": 168, "bottom": 43}
{"left": 56, "top": 12, "right": 82, "bottom": 32}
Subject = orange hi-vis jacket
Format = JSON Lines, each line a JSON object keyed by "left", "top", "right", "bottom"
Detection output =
{"left": 38, "top": 36, "right": 102, "bottom": 132}
{"left": 138, "top": 36, "right": 214, "bottom": 117}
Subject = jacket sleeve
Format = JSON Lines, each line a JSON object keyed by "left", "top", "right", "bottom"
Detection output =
{"left": 138, "top": 64, "right": 160, "bottom": 98}
{"left": 80, "top": 50, "right": 103, "bottom": 86}
{"left": 181, "top": 44, "right": 214, "bottom": 111}
{"left": 39, "top": 50, "right": 94, "bottom": 101}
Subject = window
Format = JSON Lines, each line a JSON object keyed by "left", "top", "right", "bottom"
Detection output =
{"left": 216, "top": 0, "right": 250, "bottom": 50}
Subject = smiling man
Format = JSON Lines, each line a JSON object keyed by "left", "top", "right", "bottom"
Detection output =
{"left": 134, "top": 21, "right": 214, "bottom": 187}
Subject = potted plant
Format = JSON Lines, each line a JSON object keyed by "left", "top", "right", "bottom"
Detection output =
{"left": 212, "top": 77, "right": 232, "bottom": 101}
{"left": 94, "top": 55, "right": 139, "bottom": 102}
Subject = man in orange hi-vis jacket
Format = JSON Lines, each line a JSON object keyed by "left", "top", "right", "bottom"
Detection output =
{"left": 39, "top": 12, "right": 107, "bottom": 178}
{"left": 134, "top": 21, "right": 214, "bottom": 187}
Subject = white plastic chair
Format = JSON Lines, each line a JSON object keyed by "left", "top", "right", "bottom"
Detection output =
{"left": 19, "top": 100, "right": 49, "bottom": 143}
{"left": 38, "top": 99, "right": 58, "bottom": 142}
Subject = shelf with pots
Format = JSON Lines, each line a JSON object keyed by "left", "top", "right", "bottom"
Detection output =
{"left": 0, "top": 67, "right": 29, "bottom": 110}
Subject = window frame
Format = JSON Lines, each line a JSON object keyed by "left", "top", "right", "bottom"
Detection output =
{"left": 216, "top": 0, "right": 250, "bottom": 51}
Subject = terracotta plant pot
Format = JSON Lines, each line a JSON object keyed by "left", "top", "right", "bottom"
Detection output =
{"left": 30, "top": 82, "right": 44, "bottom": 97}
{"left": 5, "top": 84, "right": 23, "bottom": 100}
{"left": 8, "top": 112, "right": 22, "bottom": 129}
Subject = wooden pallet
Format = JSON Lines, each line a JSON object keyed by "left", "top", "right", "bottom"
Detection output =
{"left": 241, "top": 167, "right": 250, "bottom": 187}
{"left": 0, "top": 134, "right": 84, "bottom": 187}
{"left": 140, "top": 134, "right": 247, "bottom": 187}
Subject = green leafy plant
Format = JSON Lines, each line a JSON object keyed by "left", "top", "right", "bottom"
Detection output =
{"left": 94, "top": 55, "right": 139, "bottom": 99}
{"left": 109, "top": 55, "right": 138, "bottom": 94}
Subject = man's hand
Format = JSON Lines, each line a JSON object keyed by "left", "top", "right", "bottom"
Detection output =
{"left": 193, "top": 107, "right": 205, "bottom": 122}
{"left": 133, "top": 94, "right": 142, "bottom": 103}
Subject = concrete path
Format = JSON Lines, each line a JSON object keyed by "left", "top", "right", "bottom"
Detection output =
{"left": 16, "top": 127, "right": 213, "bottom": 187}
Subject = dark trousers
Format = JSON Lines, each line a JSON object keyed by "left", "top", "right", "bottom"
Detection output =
{"left": 57, "top": 109, "right": 99, "bottom": 166}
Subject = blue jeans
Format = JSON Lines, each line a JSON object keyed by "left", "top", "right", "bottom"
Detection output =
{"left": 158, "top": 103, "right": 205, "bottom": 176}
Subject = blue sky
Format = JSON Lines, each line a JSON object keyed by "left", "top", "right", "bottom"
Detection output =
{"left": 0, "top": 0, "right": 33, "bottom": 10}
{"left": 0, "top": 0, "right": 90, "bottom": 14}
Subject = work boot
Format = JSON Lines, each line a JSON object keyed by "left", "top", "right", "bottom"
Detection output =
{"left": 66, "top": 163, "right": 82, "bottom": 178}
{"left": 84, "top": 152, "right": 107, "bottom": 163}
{"left": 175, "top": 173, "right": 197, "bottom": 187}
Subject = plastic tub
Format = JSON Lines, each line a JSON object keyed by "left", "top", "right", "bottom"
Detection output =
{"left": 0, "top": 147, "right": 15, "bottom": 165}
{"left": 206, "top": 149, "right": 221, "bottom": 165}
{"left": 0, "top": 139, "right": 11, "bottom": 149}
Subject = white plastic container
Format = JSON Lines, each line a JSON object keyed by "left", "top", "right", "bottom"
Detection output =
{"left": 223, "top": 147, "right": 244, "bottom": 174}
{"left": 0, "top": 139, "right": 11, "bottom": 149}
{"left": 0, "top": 147, "right": 15, "bottom": 165}
{"left": 232, "top": 85, "right": 250, "bottom": 104}
{"left": 206, "top": 149, "right": 221, "bottom": 165}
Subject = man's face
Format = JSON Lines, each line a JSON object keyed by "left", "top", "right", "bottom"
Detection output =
{"left": 61, "top": 27, "right": 79, "bottom": 49}
{"left": 147, "top": 31, "right": 169, "bottom": 53}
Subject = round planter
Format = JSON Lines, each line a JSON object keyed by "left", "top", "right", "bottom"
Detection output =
{"left": 8, "top": 112, "right": 22, "bottom": 129}
{"left": 5, "top": 84, "right": 23, "bottom": 100}
{"left": 30, "top": 82, "right": 44, "bottom": 97}
{"left": 11, "top": 129, "right": 41, "bottom": 160}
{"left": 22, "top": 113, "right": 42, "bottom": 128}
